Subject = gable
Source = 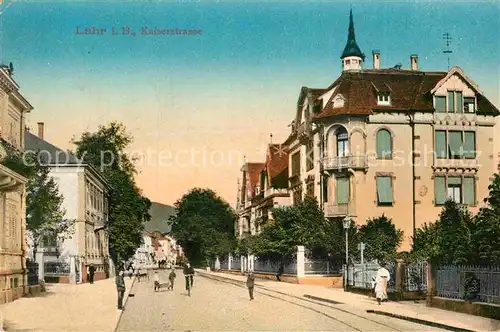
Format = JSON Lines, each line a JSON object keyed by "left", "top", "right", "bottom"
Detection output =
{"left": 332, "top": 94, "right": 347, "bottom": 108}
{"left": 432, "top": 73, "right": 476, "bottom": 98}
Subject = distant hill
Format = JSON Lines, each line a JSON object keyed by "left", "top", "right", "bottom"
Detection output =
{"left": 144, "top": 202, "right": 176, "bottom": 234}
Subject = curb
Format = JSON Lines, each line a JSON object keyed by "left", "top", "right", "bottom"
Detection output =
{"left": 113, "top": 276, "right": 136, "bottom": 332}
{"left": 365, "top": 310, "right": 474, "bottom": 332}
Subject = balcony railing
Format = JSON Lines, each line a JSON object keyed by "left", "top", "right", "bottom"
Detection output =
{"left": 322, "top": 155, "right": 368, "bottom": 171}
{"left": 264, "top": 188, "right": 289, "bottom": 197}
{"left": 323, "top": 203, "right": 355, "bottom": 217}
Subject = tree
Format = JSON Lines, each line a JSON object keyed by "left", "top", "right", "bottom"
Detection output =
{"left": 72, "top": 122, "right": 151, "bottom": 264}
{"left": 2, "top": 150, "right": 73, "bottom": 258}
{"left": 169, "top": 188, "right": 236, "bottom": 266}
{"left": 411, "top": 221, "right": 440, "bottom": 262}
{"left": 358, "top": 214, "right": 403, "bottom": 262}
{"left": 436, "top": 200, "right": 472, "bottom": 265}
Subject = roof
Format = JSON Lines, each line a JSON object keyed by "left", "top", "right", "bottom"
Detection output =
{"left": 24, "top": 130, "right": 110, "bottom": 189}
{"left": 245, "top": 162, "right": 265, "bottom": 197}
{"left": 265, "top": 144, "right": 289, "bottom": 189}
{"left": 144, "top": 201, "right": 176, "bottom": 234}
{"left": 25, "top": 130, "right": 81, "bottom": 164}
{"left": 340, "top": 9, "right": 365, "bottom": 60}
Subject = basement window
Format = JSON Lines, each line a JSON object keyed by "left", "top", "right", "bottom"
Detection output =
{"left": 377, "top": 92, "right": 391, "bottom": 106}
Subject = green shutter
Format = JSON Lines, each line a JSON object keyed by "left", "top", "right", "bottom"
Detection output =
{"left": 448, "top": 176, "right": 461, "bottom": 185}
{"left": 376, "top": 129, "right": 392, "bottom": 158}
{"left": 463, "top": 177, "right": 475, "bottom": 205}
{"left": 434, "top": 176, "right": 446, "bottom": 204}
{"left": 448, "top": 91, "right": 455, "bottom": 112}
{"left": 435, "top": 131, "right": 447, "bottom": 158}
{"left": 376, "top": 176, "right": 393, "bottom": 204}
{"left": 456, "top": 91, "right": 463, "bottom": 113}
{"left": 336, "top": 177, "right": 349, "bottom": 204}
{"left": 448, "top": 131, "right": 463, "bottom": 158}
{"left": 435, "top": 96, "right": 446, "bottom": 112}
{"left": 463, "top": 132, "right": 475, "bottom": 159}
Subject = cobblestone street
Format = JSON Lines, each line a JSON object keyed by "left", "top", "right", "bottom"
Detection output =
{"left": 116, "top": 270, "right": 444, "bottom": 331}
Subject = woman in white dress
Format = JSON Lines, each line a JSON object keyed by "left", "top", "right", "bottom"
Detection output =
{"left": 375, "top": 262, "right": 391, "bottom": 305}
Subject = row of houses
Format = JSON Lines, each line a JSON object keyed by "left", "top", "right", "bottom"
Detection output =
{"left": 236, "top": 10, "right": 500, "bottom": 252}
{"left": 0, "top": 63, "right": 180, "bottom": 304}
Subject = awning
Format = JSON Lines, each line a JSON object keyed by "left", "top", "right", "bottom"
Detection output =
{"left": 0, "top": 164, "right": 27, "bottom": 191}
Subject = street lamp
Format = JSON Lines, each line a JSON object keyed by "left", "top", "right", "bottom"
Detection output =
{"left": 343, "top": 216, "right": 352, "bottom": 290}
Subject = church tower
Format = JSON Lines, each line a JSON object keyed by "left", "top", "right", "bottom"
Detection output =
{"left": 340, "top": 9, "right": 365, "bottom": 71}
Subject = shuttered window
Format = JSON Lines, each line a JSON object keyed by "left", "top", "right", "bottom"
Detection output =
{"left": 463, "top": 132, "right": 476, "bottom": 159}
{"left": 376, "top": 129, "right": 392, "bottom": 158}
{"left": 434, "top": 176, "right": 446, "bottom": 205}
{"left": 463, "top": 177, "right": 475, "bottom": 205}
{"left": 336, "top": 177, "right": 350, "bottom": 204}
{"left": 456, "top": 91, "right": 463, "bottom": 113}
{"left": 435, "top": 96, "right": 446, "bottom": 112}
{"left": 435, "top": 131, "right": 447, "bottom": 159}
{"left": 291, "top": 152, "right": 301, "bottom": 176}
{"left": 448, "top": 131, "right": 463, "bottom": 159}
{"left": 448, "top": 91, "right": 455, "bottom": 112}
{"left": 376, "top": 176, "right": 393, "bottom": 205}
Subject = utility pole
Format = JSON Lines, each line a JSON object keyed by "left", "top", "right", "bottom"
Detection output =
{"left": 443, "top": 33, "right": 453, "bottom": 70}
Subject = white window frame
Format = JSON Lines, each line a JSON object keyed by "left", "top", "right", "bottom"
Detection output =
{"left": 377, "top": 92, "right": 391, "bottom": 106}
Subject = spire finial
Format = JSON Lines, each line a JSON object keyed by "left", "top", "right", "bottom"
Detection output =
{"left": 270, "top": 133, "right": 273, "bottom": 144}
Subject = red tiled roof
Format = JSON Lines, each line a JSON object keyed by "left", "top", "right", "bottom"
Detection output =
{"left": 315, "top": 70, "right": 450, "bottom": 118}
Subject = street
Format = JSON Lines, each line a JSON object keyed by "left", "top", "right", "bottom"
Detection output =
{"left": 116, "top": 270, "right": 445, "bottom": 331}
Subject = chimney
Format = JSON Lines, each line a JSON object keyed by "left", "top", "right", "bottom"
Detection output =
{"left": 372, "top": 50, "right": 380, "bottom": 69}
{"left": 410, "top": 54, "right": 418, "bottom": 71}
{"left": 37, "top": 122, "right": 44, "bottom": 139}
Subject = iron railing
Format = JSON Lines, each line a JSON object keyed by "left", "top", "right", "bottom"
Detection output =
{"left": 436, "top": 265, "right": 500, "bottom": 304}
{"left": 404, "top": 261, "right": 428, "bottom": 292}
{"left": 347, "top": 261, "right": 396, "bottom": 292}
{"left": 322, "top": 155, "right": 368, "bottom": 170}
{"left": 304, "top": 259, "right": 342, "bottom": 275}
{"left": 44, "top": 261, "right": 70, "bottom": 276}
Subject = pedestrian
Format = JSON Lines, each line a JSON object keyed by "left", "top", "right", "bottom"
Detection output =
{"left": 168, "top": 268, "right": 176, "bottom": 290}
{"left": 276, "top": 263, "right": 284, "bottom": 282}
{"left": 153, "top": 270, "right": 160, "bottom": 291}
{"left": 128, "top": 266, "right": 133, "bottom": 279}
{"left": 136, "top": 268, "right": 141, "bottom": 282}
{"left": 375, "top": 262, "right": 391, "bottom": 305}
{"left": 116, "top": 270, "right": 126, "bottom": 310}
{"left": 183, "top": 262, "right": 194, "bottom": 295}
{"left": 88, "top": 264, "right": 95, "bottom": 284}
{"left": 246, "top": 270, "right": 255, "bottom": 300}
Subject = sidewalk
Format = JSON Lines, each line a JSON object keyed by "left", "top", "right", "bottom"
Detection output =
{"left": 1, "top": 277, "right": 135, "bottom": 332}
{"left": 197, "top": 269, "right": 500, "bottom": 332}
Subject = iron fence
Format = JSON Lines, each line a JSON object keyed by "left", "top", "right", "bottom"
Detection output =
{"left": 436, "top": 265, "right": 500, "bottom": 304}
{"left": 220, "top": 259, "right": 228, "bottom": 270}
{"left": 231, "top": 257, "right": 241, "bottom": 271}
{"left": 44, "top": 261, "right": 70, "bottom": 276}
{"left": 304, "top": 259, "right": 342, "bottom": 275}
{"left": 27, "top": 260, "right": 39, "bottom": 286}
{"left": 404, "top": 261, "right": 428, "bottom": 292}
{"left": 253, "top": 258, "right": 297, "bottom": 274}
{"left": 347, "top": 261, "right": 396, "bottom": 292}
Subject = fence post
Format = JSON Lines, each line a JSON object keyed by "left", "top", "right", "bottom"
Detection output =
{"left": 228, "top": 254, "right": 232, "bottom": 271}
{"left": 327, "top": 261, "right": 330, "bottom": 275}
{"left": 395, "top": 259, "right": 405, "bottom": 300}
{"left": 36, "top": 253, "right": 45, "bottom": 282}
{"left": 70, "top": 256, "right": 76, "bottom": 284}
{"left": 297, "top": 246, "right": 305, "bottom": 279}
{"left": 426, "top": 260, "right": 435, "bottom": 306}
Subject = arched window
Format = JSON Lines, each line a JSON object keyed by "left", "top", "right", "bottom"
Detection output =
{"left": 336, "top": 127, "right": 349, "bottom": 157}
{"left": 376, "top": 129, "right": 392, "bottom": 158}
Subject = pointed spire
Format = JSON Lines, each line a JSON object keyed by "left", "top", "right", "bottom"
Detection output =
{"left": 341, "top": 8, "right": 365, "bottom": 61}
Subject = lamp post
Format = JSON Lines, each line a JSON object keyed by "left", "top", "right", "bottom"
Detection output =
{"left": 343, "top": 216, "right": 352, "bottom": 290}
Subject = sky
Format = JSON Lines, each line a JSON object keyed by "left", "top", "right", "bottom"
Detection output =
{"left": 1, "top": 0, "right": 499, "bottom": 208}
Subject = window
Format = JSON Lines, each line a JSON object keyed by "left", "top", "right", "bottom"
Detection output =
{"left": 376, "top": 129, "right": 392, "bottom": 158}
{"left": 435, "top": 131, "right": 476, "bottom": 159}
{"left": 345, "top": 59, "right": 351, "bottom": 65}
{"left": 306, "top": 182, "right": 314, "bottom": 197}
{"left": 336, "top": 127, "right": 349, "bottom": 157}
{"left": 434, "top": 175, "right": 475, "bottom": 205}
{"left": 293, "top": 189, "right": 303, "bottom": 205}
{"left": 464, "top": 97, "right": 476, "bottom": 113}
{"left": 336, "top": 177, "right": 349, "bottom": 204}
{"left": 291, "top": 152, "right": 301, "bottom": 177}
{"left": 306, "top": 141, "right": 314, "bottom": 171}
{"left": 377, "top": 93, "right": 391, "bottom": 106}
{"left": 445, "top": 91, "right": 464, "bottom": 113}
{"left": 376, "top": 176, "right": 393, "bottom": 206}
{"left": 323, "top": 177, "right": 328, "bottom": 203}
{"left": 435, "top": 96, "right": 446, "bottom": 112}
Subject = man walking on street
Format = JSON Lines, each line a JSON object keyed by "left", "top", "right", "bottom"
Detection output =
{"left": 246, "top": 270, "right": 255, "bottom": 300}
{"left": 116, "top": 270, "right": 126, "bottom": 310}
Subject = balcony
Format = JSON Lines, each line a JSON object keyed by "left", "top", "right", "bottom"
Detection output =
{"left": 264, "top": 188, "right": 289, "bottom": 197}
{"left": 323, "top": 203, "right": 355, "bottom": 218}
{"left": 322, "top": 155, "right": 368, "bottom": 171}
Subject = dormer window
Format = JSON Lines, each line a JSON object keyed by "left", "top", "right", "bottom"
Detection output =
{"left": 377, "top": 92, "right": 391, "bottom": 106}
